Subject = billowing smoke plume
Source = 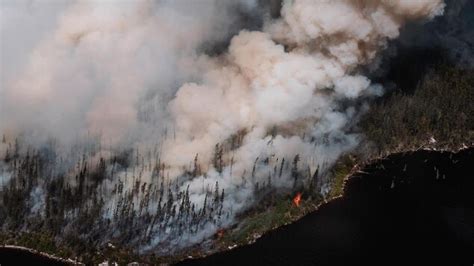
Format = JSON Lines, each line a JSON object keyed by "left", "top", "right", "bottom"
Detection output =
{"left": 1, "top": 0, "right": 263, "bottom": 144}
{"left": 0, "top": 0, "right": 444, "bottom": 252}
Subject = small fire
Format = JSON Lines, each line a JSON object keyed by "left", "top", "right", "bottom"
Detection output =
{"left": 293, "top": 192, "right": 302, "bottom": 207}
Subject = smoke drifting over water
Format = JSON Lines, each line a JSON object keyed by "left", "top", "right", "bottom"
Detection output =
{"left": 0, "top": 0, "right": 445, "bottom": 251}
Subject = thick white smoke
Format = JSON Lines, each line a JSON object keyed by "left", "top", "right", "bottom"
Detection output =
{"left": 0, "top": 0, "right": 445, "bottom": 251}
{"left": 1, "top": 0, "right": 259, "bottom": 144}
{"left": 161, "top": 0, "right": 446, "bottom": 197}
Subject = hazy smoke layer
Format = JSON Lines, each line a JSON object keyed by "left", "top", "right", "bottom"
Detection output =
{"left": 1, "top": 0, "right": 263, "bottom": 144}
{"left": 0, "top": 0, "right": 445, "bottom": 251}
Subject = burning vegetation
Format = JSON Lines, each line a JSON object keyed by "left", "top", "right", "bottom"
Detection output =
{"left": 293, "top": 193, "right": 302, "bottom": 207}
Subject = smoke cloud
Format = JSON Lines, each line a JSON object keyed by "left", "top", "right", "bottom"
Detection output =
{"left": 0, "top": 0, "right": 445, "bottom": 252}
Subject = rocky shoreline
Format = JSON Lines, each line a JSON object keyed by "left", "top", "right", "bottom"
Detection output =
{"left": 178, "top": 146, "right": 474, "bottom": 265}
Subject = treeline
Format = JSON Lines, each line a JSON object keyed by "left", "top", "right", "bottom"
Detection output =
{"left": 361, "top": 65, "right": 474, "bottom": 152}
{"left": 0, "top": 143, "right": 229, "bottom": 252}
{"left": 0, "top": 132, "right": 324, "bottom": 262}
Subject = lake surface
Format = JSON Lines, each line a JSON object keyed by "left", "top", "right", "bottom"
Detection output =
{"left": 0, "top": 246, "right": 69, "bottom": 265}
{"left": 179, "top": 148, "right": 474, "bottom": 266}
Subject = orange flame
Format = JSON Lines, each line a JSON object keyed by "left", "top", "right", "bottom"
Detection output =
{"left": 293, "top": 192, "right": 302, "bottom": 207}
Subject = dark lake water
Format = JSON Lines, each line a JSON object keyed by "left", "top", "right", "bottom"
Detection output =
{"left": 1, "top": 148, "right": 473, "bottom": 265}
{"left": 0, "top": 247, "right": 69, "bottom": 265}
{"left": 179, "top": 148, "right": 474, "bottom": 266}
